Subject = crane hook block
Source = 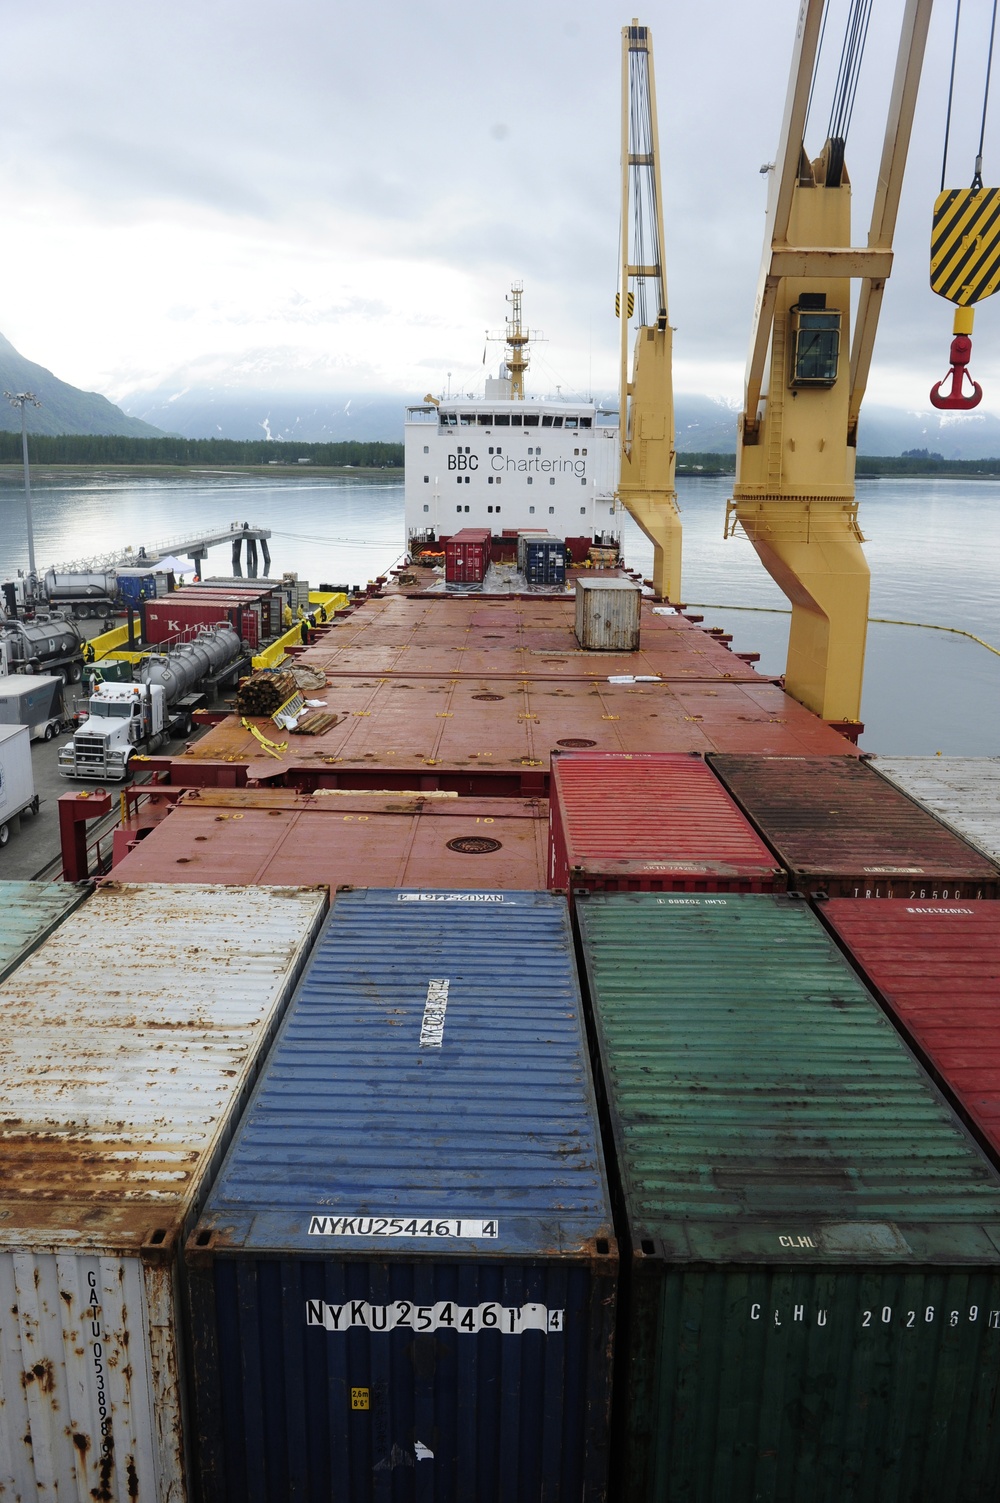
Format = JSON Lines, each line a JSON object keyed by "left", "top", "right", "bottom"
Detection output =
{"left": 930, "top": 316, "right": 983, "bottom": 410}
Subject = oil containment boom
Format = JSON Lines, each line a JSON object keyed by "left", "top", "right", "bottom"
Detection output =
{"left": 729, "top": 0, "right": 933, "bottom": 732}
{"left": 616, "top": 18, "right": 681, "bottom": 604}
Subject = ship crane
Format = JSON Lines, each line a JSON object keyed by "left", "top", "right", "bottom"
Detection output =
{"left": 616, "top": 19, "right": 682, "bottom": 603}
{"left": 729, "top": 0, "right": 932, "bottom": 733}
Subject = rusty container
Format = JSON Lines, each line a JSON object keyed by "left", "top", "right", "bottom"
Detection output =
{"left": 821, "top": 898, "right": 1000, "bottom": 1168}
{"left": 0, "top": 882, "right": 326, "bottom": 1503}
{"left": 185, "top": 888, "right": 618, "bottom": 1501}
{"left": 445, "top": 527, "right": 491, "bottom": 584}
{"left": 574, "top": 579, "right": 641, "bottom": 651}
{"left": 710, "top": 754, "right": 1000, "bottom": 898}
{"left": 110, "top": 790, "right": 549, "bottom": 890}
{"left": 549, "top": 751, "right": 785, "bottom": 893}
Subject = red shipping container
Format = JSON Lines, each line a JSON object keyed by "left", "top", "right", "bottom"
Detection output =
{"left": 143, "top": 597, "right": 244, "bottom": 647}
{"left": 710, "top": 755, "right": 1000, "bottom": 899}
{"left": 821, "top": 899, "right": 1000, "bottom": 1161}
{"left": 549, "top": 750, "right": 785, "bottom": 893}
{"left": 172, "top": 591, "right": 263, "bottom": 648}
{"left": 445, "top": 527, "right": 491, "bottom": 584}
{"left": 109, "top": 789, "right": 548, "bottom": 889}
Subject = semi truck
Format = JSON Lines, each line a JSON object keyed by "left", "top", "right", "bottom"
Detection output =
{"left": 0, "top": 724, "right": 39, "bottom": 847}
{"left": 40, "top": 568, "right": 162, "bottom": 618}
{"left": 0, "top": 675, "right": 70, "bottom": 742}
{"left": 58, "top": 624, "right": 243, "bottom": 781}
{"left": 0, "top": 616, "right": 86, "bottom": 684}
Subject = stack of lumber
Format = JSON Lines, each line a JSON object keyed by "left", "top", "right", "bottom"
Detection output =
{"left": 235, "top": 670, "right": 298, "bottom": 717}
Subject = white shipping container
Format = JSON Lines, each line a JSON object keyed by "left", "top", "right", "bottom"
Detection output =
{"left": 873, "top": 757, "right": 1000, "bottom": 864}
{"left": 574, "top": 577, "right": 641, "bottom": 651}
{"left": 0, "top": 882, "right": 327, "bottom": 1503}
{"left": 0, "top": 724, "right": 35, "bottom": 836}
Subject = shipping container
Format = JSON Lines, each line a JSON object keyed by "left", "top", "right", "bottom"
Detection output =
{"left": 575, "top": 890, "right": 1000, "bottom": 1503}
{"left": 185, "top": 888, "right": 617, "bottom": 1503}
{"left": 873, "top": 756, "right": 1000, "bottom": 865}
{"left": 710, "top": 753, "right": 1000, "bottom": 897}
{"left": 143, "top": 595, "right": 243, "bottom": 647}
{"left": 0, "top": 673, "right": 65, "bottom": 740}
{"left": 111, "top": 789, "right": 549, "bottom": 890}
{"left": 0, "top": 882, "right": 326, "bottom": 1503}
{"left": 518, "top": 534, "right": 567, "bottom": 585}
{"left": 445, "top": 527, "right": 491, "bottom": 584}
{"left": 821, "top": 898, "right": 1000, "bottom": 1163}
{"left": 0, "top": 723, "right": 36, "bottom": 844}
{"left": 549, "top": 751, "right": 785, "bottom": 892}
{"left": 574, "top": 579, "right": 641, "bottom": 651}
{"left": 0, "top": 878, "right": 89, "bottom": 981}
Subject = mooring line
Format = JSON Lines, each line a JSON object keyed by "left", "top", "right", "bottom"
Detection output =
{"left": 683, "top": 604, "right": 1000, "bottom": 660}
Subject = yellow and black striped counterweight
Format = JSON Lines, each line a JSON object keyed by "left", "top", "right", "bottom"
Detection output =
{"left": 931, "top": 187, "right": 1000, "bottom": 304}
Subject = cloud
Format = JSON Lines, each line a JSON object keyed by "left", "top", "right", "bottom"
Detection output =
{"left": 0, "top": 0, "right": 997, "bottom": 416}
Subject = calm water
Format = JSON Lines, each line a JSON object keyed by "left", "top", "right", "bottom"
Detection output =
{"left": 0, "top": 467, "right": 996, "bottom": 756}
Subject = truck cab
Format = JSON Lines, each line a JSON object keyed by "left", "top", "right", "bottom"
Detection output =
{"left": 58, "top": 682, "right": 167, "bottom": 781}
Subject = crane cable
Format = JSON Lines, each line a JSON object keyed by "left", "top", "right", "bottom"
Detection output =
{"left": 940, "top": 0, "right": 999, "bottom": 189}
{"left": 826, "top": 0, "right": 874, "bottom": 144}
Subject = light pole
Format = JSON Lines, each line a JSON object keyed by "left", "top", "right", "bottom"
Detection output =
{"left": 4, "top": 391, "right": 40, "bottom": 581}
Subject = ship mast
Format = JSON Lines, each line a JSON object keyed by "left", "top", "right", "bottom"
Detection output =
{"left": 502, "top": 282, "right": 536, "bottom": 399}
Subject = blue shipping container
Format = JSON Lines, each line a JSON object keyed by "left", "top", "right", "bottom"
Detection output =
{"left": 520, "top": 535, "right": 566, "bottom": 586}
{"left": 185, "top": 888, "right": 617, "bottom": 1503}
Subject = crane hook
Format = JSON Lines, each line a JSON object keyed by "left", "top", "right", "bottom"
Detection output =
{"left": 929, "top": 307, "right": 983, "bottom": 410}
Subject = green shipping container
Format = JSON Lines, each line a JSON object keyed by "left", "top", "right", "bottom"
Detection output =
{"left": 576, "top": 892, "right": 1000, "bottom": 1503}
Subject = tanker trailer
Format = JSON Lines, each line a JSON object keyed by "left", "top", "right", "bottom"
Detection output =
{"left": 58, "top": 624, "right": 243, "bottom": 780}
{"left": 0, "top": 615, "right": 85, "bottom": 683}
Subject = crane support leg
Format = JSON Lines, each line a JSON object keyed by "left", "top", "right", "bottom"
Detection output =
{"left": 618, "top": 323, "right": 681, "bottom": 602}
{"left": 621, "top": 493, "right": 682, "bottom": 602}
{"left": 733, "top": 499, "right": 869, "bottom": 724}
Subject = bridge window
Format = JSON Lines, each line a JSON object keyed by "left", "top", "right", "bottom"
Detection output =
{"left": 523, "top": 414, "right": 539, "bottom": 426}
{"left": 580, "top": 417, "right": 592, "bottom": 428}
{"left": 477, "top": 415, "right": 494, "bottom": 426}
{"left": 565, "top": 417, "right": 578, "bottom": 429}
{"left": 494, "top": 414, "right": 510, "bottom": 426}
{"left": 511, "top": 414, "right": 522, "bottom": 426}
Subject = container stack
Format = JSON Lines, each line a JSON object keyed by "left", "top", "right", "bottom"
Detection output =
{"left": 444, "top": 527, "right": 491, "bottom": 584}
{"left": 185, "top": 889, "right": 617, "bottom": 1501}
{"left": 575, "top": 890, "right": 1000, "bottom": 1501}
{"left": 0, "top": 883, "right": 326, "bottom": 1503}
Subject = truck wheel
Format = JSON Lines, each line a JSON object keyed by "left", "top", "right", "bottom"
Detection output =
{"left": 67, "top": 662, "right": 82, "bottom": 685}
{"left": 30, "top": 796, "right": 39, "bottom": 816}
{"left": 44, "top": 723, "right": 54, "bottom": 741}
{"left": 0, "top": 823, "right": 8, "bottom": 847}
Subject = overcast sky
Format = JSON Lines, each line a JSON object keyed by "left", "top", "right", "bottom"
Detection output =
{"left": 0, "top": 0, "right": 996, "bottom": 414}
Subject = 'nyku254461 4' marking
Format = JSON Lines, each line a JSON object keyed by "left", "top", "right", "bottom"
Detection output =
{"left": 307, "top": 1299, "right": 563, "bottom": 1334}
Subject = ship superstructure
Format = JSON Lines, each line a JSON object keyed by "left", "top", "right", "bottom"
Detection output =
{"left": 404, "top": 285, "right": 619, "bottom": 557}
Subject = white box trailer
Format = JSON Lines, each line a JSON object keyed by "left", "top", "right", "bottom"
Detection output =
{"left": 0, "top": 674, "right": 67, "bottom": 741}
{"left": 0, "top": 724, "right": 38, "bottom": 848}
{"left": 0, "top": 882, "right": 327, "bottom": 1502}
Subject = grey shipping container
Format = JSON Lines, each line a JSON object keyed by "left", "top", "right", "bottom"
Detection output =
{"left": 0, "top": 878, "right": 90, "bottom": 981}
{"left": 873, "top": 756, "right": 1000, "bottom": 865}
{"left": 574, "top": 578, "right": 641, "bottom": 651}
{"left": 575, "top": 890, "right": 1000, "bottom": 1503}
{"left": 185, "top": 888, "right": 617, "bottom": 1502}
{"left": 0, "top": 882, "right": 327, "bottom": 1503}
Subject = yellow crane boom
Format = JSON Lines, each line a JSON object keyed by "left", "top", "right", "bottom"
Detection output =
{"left": 729, "top": 0, "right": 933, "bottom": 732}
{"left": 616, "top": 19, "right": 681, "bottom": 603}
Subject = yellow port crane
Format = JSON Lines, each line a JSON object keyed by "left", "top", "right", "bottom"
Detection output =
{"left": 728, "top": 0, "right": 933, "bottom": 734}
{"left": 616, "top": 18, "right": 682, "bottom": 604}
